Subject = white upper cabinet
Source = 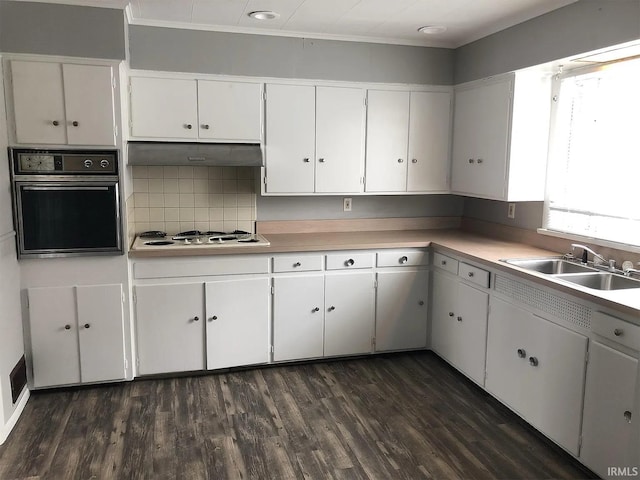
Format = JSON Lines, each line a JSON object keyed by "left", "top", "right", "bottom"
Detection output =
{"left": 264, "top": 83, "right": 365, "bottom": 194}
{"left": 10, "top": 60, "right": 116, "bottom": 146}
{"left": 365, "top": 89, "right": 451, "bottom": 193}
{"left": 129, "top": 76, "right": 262, "bottom": 142}
{"left": 451, "top": 72, "right": 551, "bottom": 201}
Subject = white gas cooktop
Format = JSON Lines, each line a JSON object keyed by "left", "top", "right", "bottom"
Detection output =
{"left": 132, "top": 230, "right": 270, "bottom": 250}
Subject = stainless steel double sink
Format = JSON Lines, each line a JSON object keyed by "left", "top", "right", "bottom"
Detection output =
{"left": 503, "top": 258, "right": 640, "bottom": 291}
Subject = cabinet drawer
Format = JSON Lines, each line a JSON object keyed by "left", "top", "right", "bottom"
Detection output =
{"left": 326, "top": 252, "right": 374, "bottom": 270}
{"left": 433, "top": 252, "right": 459, "bottom": 274}
{"left": 377, "top": 250, "right": 429, "bottom": 267}
{"left": 592, "top": 311, "right": 640, "bottom": 351}
{"left": 459, "top": 262, "right": 490, "bottom": 288}
{"left": 273, "top": 255, "right": 323, "bottom": 273}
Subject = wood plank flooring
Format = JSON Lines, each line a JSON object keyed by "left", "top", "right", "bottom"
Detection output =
{"left": 0, "top": 352, "right": 597, "bottom": 480}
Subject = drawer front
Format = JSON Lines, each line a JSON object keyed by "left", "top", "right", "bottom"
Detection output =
{"left": 433, "top": 252, "right": 459, "bottom": 274}
{"left": 273, "top": 255, "right": 323, "bottom": 273}
{"left": 459, "top": 262, "right": 490, "bottom": 288}
{"left": 134, "top": 255, "right": 269, "bottom": 279}
{"left": 377, "top": 250, "right": 429, "bottom": 267}
{"left": 592, "top": 311, "right": 640, "bottom": 351}
{"left": 326, "top": 252, "right": 374, "bottom": 270}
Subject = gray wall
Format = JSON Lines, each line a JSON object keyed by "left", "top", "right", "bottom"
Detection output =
{"left": 257, "top": 195, "right": 464, "bottom": 221}
{"left": 129, "top": 26, "right": 454, "bottom": 85}
{"left": 0, "top": 1, "right": 126, "bottom": 59}
{"left": 463, "top": 198, "right": 543, "bottom": 230}
{"left": 455, "top": 0, "right": 640, "bottom": 83}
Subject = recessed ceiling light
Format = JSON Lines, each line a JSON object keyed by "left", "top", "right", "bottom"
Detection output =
{"left": 248, "top": 11, "right": 280, "bottom": 21}
{"left": 417, "top": 25, "right": 447, "bottom": 35}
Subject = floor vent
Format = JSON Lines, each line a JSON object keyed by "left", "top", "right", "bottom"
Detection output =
{"left": 10, "top": 356, "right": 27, "bottom": 404}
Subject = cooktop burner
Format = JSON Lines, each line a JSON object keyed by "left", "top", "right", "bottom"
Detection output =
{"left": 139, "top": 230, "right": 168, "bottom": 238}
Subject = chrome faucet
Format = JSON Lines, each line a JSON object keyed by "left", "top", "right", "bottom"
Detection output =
{"left": 623, "top": 266, "right": 640, "bottom": 278}
{"left": 570, "top": 243, "right": 607, "bottom": 265}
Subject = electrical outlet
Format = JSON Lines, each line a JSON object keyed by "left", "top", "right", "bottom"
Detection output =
{"left": 507, "top": 203, "right": 516, "bottom": 219}
{"left": 343, "top": 197, "right": 352, "bottom": 212}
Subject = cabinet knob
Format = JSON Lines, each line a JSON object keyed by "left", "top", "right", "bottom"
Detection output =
{"left": 202, "top": 124, "right": 210, "bottom": 129}
{"left": 529, "top": 356, "right": 539, "bottom": 367}
{"left": 345, "top": 259, "right": 355, "bottom": 267}
{"left": 448, "top": 312, "right": 454, "bottom": 317}
{"left": 614, "top": 328, "right": 624, "bottom": 336}
{"left": 441, "top": 260, "right": 447, "bottom": 265}
{"left": 468, "top": 271, "right": 475, "bottom": 277}
{"left": 517, "top": 348, "right": 526, "bottom": 358}
{"left": 418, "top": 300, "right": 425, "bottom": 306}
{"left": 64, "top": 324, "right": 71, "bottom": 330}
{"left": 397, "top": 158, "right": 404, "bottom": 163}
{"left": 411, "top": 158, "right": 418, "bottom": 164}
{"left": 624, "top": 410, "right": 632, "bottom": 423}
{"left": 52, "top": 120, "right": 60, "bottom": 126}
{"left": 72, "top": 121, "right": 79, "bottom": 127}
{"left": 84, "top": 323, "right": 90, "bottom": 329}
{"left": 185, "top": 124, "right": 193, "bottom": 129}
{"left": 468, "top": 158, "right": 475, "bottom": 164}
{"left": 210, "top": 316, "right": 218, "bottom": 321}
{"left": 399, "top": 256, "right": 408, "bottom": 264}
{"left": 312, "top": 307, "right": 320, "bottom": 313}
{"left": 457, "top": 316, "right": 462, "bottom": 322}
{"left": 303, "top": 158, "right": 310, "bottom": 163}
{"left": 318, "top": 158, "right": 325, "bottom": 163}
{"left": 84, "top": 159, "right": 93, "bottom": 168}
{"left": 477, "top": 159, "right": 484, "bottom": 164}
{"left": 193, "top": 316, "right": 200, "bottom": 322}
{"left": 328, "top": 306, "right": 335, "bottom": 312}
{"left": 293, "top": 262, "right": 301, "bottom": 267}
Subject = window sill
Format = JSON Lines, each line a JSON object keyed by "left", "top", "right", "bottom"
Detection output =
{"left": 537, "top": 228, "right": 640, "bottom": 254}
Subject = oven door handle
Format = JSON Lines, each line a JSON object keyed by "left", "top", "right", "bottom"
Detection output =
{"left": 21, "top": 186, "right": 111, "bottom": 191}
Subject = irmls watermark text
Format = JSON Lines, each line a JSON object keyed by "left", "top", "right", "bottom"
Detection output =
{"left": 608, "top": 466, "right": 640, "bottom": 477}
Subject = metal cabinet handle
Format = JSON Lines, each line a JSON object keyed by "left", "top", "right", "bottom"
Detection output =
{"left": 293, "top": 262, "right": 301, "bottom": 267}
{"left": 345, "top": 259, "right": 355, "bottom": 267}
{"left": 312, "top": 307, "right": 319, "bottom": 313}
{"left": 72, "top": 121, "right": 79, "bottom": 127}
{"left": 529, "top": 356, "right": 539, "bottom": 367}
{"left": 318, "top": 158, "right": 325, "bottom": 163}
{"left": 193, "top": 316, "right": 200, "bottom": 322}
{"left": 64, "top": 324, "right": 71, "bottom": 330}
{"left": 517, "top": 348, "right": 526, "bottom": 358}
{"left": 468, "top": 158, "right": 475, "bottom": 164}
{"left": 411, "top": 158, "right": 418, "bottom": 164}
{"left": 209, "top": 316, "right": 218, "bottom": 321}
{"left": 624, "top": 410, "right": 632, "bottom": 423}
{"left": 614, "top": 328, "right": 624, "bottom": 336}
{"left": 457, "top": 316, "right": 462, "bottom": 322}
{"left": 84, "top": 323, "right": 90, "bottom": 329}
{"left": 52, "top": 120, "right": 60, "bottom": 126}
{"left": 328, "top": 306, "right": 335, "bottom": 312}
{"left": 185, "top": 124, "right": 193, "bottom": 129}
{"left": 397, "top": 158, "right": 404, "bottom": 163}
{"left": 477, "top": 159, "right": 484, "bottom": 164}
{"left": 418, "top": 300, "right": 425, "bottom": 306}
{"left": 202, "top": 124, "right": 210, "bottom": 129}
{"left": 303, "top": 158, "right": 310, "bottom": 163}
{"left": 399, "top": 256, "right": 408, "bottom": 264}
{"left": 448, "top": 312, "right": 454, "bottom": 317}
{"left": 441, "top": 260, "right": 447, "bottom": 265}
{"left": 468, "top": 271, "right": 475, "bottom": 277}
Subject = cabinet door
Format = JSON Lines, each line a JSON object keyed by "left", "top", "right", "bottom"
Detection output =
{"left": 273, "top": 275, "right": 325, "bottom": 361}
{"left": 63, "top": 64, "right": 116, "bottom": 146}
{"left": 581, "top": 342, "right": 639, "bottom": 477}
{"left": 450, "top": 283, "right": 488, "bottom": 385}
{"left": 430, "top": 271, "right": 458, "bottom": 361}
{"left": 198, "top": 80, "right": 262, "bottom": 142}
{"left": 315, "top": 86, "right": 365, "bottom": 193}
{"left": 76, "top": 284, "right": 125, "bottom": 383}
{"left": 375, "top": 270, "right": 428, "bottom": 351}
{"left": 27, "top": 287, "right": 80, "bottom": 387}
{"left": 451, "top": 79, "right": 511, "bottom": 199}
{"left": 324, "top": 272, "right": 375, "bottom": 357}
{"left": 130, "top": 77, "right": 198, "bottom": 139}
{"left": 135, "top": 283, "right": 204, "bottom": 375}
{"left": 11, "top": 61, "right": 66, "bottom": 144}
{"left": 407, "top": 91, "right": 451, "bottom": 192}
{"left": 365, "top": 90, "right": 409, "bottom": 192}
{"left": 205, "top": 278, "right": 269, "bottom": 369}
{"left": 264, "top": 84, "right": 315, "bottom": 193}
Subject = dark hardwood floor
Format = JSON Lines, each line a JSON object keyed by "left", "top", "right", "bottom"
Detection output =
{"left": 0, "top": 351, "right": 597, "bottom": 480}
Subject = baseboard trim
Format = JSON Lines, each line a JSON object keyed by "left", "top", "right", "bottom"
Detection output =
{"left": 0, "top": 387, "right": 30, "bottom": 445}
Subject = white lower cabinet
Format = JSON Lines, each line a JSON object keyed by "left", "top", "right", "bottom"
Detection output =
{"left": 375, "top": 270, "right": 429, "bottom": 351}
{"left": 324, "top": 272, "right": 375, "bottom": 357}
{"left": 135, "top": 283, "right": 205, "bottom": 375}
{"left": 486, "top": 296, "right": 588, "bottom": 455}
{"left": 581, "top": 341, "right": 638, "bottom": 478}
{"left": 205, "top": 278, "right": 269, "bottom": 369}
{"left": 431, "top": 270, "right": 488, "bottom": 385}
{"left": 273, "top": 275, "right": 325, "bottom": 361}
{"left": 27, "top": 284, "right": 126, "bottom": 388}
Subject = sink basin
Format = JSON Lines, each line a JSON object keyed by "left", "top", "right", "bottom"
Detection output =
{"left": 554, "top": 272, "right": 640, "bottom": 291}
{"left": 504, "top": 258, "right": 597, "bottom": 274}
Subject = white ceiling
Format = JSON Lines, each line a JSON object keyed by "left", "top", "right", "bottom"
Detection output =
{"left": 12, "top": 0, "right": 578, "bottom": 48}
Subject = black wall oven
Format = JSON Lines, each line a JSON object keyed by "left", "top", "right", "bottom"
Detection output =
{"left": 10, "top": 148, "right": 123, "bottom": 258}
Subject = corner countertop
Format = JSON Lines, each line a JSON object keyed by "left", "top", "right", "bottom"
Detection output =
{"left": 129, "top": 229, "right": 640, "bottom": 318}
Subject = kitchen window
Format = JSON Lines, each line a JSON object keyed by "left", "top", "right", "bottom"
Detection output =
{"left": 543, "top": 56, "right": 640, "bottom": 248}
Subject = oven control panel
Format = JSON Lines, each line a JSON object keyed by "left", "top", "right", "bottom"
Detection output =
{"left": 11, "top": 149, "right": 118, "bottom": 175}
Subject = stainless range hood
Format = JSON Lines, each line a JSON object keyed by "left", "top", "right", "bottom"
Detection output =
{"left": 127, "top": 142, "right": 264, "bottom": 167}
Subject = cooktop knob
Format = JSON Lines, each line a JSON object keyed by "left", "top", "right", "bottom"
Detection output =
{"left": 195, "top": 238, "right": 203, "bottom": 244}
{"left": 184, "top": 238, "right": 191, "bottom": 245}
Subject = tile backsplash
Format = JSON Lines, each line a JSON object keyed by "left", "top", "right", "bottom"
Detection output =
{"left": 129, "top": 165, "right": 257, "bottom": 235}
